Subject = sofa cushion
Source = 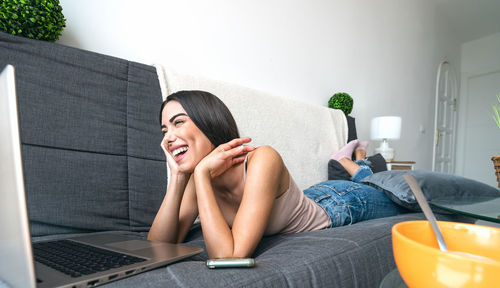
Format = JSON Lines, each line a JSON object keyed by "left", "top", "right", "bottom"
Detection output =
{"left": 0, "top": 32, "right": 166, "bottom": 236}
{"left": 86, "top": 213, "right": 467, "bottom": 288}
{"left": 361, "top": 170, "right": 500, "bottom": 211}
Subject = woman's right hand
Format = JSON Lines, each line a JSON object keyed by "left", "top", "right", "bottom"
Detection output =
{"left": 149, "top": 137, "right": 198, "bottom": 244}
{"left": 161, "top": 137, "right": 190, "bottom": 179}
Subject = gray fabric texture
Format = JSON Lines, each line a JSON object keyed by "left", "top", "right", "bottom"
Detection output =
{"left": 0, "top": 32, "right": 166, "bottom": 236}
{"left": 31, "top": 213, "right": 465, "bottom": 288}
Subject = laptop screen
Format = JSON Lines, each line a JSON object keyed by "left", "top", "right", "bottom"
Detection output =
{"left": 0, "top": 65, "right": 37, "bottom": 288}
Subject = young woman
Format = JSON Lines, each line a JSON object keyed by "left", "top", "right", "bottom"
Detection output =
{"left": 148, "top": 90, "right": 405, "bottom": 259}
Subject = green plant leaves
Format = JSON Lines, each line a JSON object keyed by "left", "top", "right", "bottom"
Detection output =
{"left": 328, "top": 92, "right": 354, "bottom": 115}
{"left": 493, "top": 93, "right": 500, "bottom": 129}
{"left": 0, "top": 0, "right": 66, "bottom": 42}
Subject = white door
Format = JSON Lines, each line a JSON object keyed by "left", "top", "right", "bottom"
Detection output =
{"left": 459, "top": 71, "right": 500, "bottom": 187}
{"left": 432, "top": 61, "right": 458, "bottom": 173}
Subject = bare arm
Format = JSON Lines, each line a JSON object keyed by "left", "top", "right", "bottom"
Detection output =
{"left": 194, "top": 144, "right": 284, "bottom": 258}
{"left": 147, "top": 174, "right": 198, "bottom": 243}
{"left": 147, "top": 139, "right": 199, "bottom": 243}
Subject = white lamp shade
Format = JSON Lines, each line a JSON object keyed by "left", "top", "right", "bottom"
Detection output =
{"left": 371, "top": 116, "right": 402, "bottom": 140}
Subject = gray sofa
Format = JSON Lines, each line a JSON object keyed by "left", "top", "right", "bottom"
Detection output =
{"left": 0, "top": 31, "right": 464, "bottom": 287}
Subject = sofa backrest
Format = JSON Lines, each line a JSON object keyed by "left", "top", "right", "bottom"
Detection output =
{"left": 0, "top": 31, "right": 347, "bottom": 237}
{"left": 0, "top": 32, "right": 166, "bottom": 236}
{"left": 159, "top": 68, "right": 348, "bottom": 189}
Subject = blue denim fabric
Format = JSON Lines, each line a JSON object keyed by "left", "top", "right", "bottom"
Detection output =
{"left": 351, "top": 164, "right": 372, "bottom": 182}
{"left": 304, "top": 162, "right": 406, "bottom": 227}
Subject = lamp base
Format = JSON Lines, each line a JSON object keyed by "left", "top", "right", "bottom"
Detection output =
{"left": 375, "top": 140, "right": 395, "bottom": 162}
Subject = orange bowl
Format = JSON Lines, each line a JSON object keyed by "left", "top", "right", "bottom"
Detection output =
{"left": 392, "top": 221, "right": 500, "bottom": 288}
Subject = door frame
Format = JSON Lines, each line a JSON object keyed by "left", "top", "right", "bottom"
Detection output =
{"left": 432, "top": 60, "right": 459, "bottom": 173}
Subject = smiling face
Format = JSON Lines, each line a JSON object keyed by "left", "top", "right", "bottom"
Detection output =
{"left": 161, "top": 100, "right": 215, "bottom": 172}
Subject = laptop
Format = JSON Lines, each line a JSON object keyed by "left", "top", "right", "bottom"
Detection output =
{"left": 0, "top": 65, "right": 203, "bottom": 288}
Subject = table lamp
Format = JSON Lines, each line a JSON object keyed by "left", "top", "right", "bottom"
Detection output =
{"left": 371, "top": 116, "right": 401, "bottom": 162}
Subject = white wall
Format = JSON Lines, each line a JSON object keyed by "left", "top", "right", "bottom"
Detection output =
{"left": 58, "top": 0, "right": 461, "bottom": 169}
{"left": 456, "top": 32, "right": 500, "bottom": 187}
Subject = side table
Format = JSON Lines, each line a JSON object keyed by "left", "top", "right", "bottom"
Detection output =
{"left": 386, "top": 161, "right": 415, "bottom": 171}
{"left": 429, "top": 196, "right": 500, "bottom": 224}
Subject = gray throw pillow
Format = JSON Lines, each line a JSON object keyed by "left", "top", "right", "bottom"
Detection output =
{"left": 361, "top": 170, "right": 500, "bottom": 211}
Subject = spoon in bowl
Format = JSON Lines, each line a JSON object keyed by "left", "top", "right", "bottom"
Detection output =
{"left": 403, "top": 174, "right": 496, "bottom": 262}
{"left": 403, "top": 174, "right": 448, "bottom": 251}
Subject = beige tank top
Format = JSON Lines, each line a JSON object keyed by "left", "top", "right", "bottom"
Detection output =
{"left": 243, "top": 156, "right": 332, "bottom": 235}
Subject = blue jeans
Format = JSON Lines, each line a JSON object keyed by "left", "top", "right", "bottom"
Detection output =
{"left": 304, "top": 160, "right": 406, "bottom": 227}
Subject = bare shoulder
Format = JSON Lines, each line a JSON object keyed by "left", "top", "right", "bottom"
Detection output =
{"left": 245, "top": 146, "right": 289, "bottom": 198}
{"left": 248, "top": 145, "right": 282, "bottom": 161}
{"left": 246, "top": 145, "right": 285, "bottom": 171}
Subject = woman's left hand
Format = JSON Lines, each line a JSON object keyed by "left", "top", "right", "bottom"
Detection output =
{"left": 196, "top": 137, "right": 255, "bottom": 178}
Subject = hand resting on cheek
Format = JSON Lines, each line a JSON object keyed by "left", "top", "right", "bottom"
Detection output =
{"left": 160, "top": 136, "right": 190, "bottom": 179}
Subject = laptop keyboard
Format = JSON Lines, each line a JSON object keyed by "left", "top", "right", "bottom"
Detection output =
{"left": 33, "top": 240, "right": 147, "bottom": 278}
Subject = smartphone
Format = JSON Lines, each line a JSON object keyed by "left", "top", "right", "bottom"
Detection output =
{"left": 205, "top": 258, "right": 255, "bottom": 269}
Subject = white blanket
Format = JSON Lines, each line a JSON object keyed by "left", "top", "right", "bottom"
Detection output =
{"left": 154, "top": 64, "right": 347, "bottom": 189}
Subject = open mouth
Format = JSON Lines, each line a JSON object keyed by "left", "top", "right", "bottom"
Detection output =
{"left": 172, "top": 146, "right": 189, "bottom": 161}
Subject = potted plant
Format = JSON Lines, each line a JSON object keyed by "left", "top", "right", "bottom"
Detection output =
{"left": 328, "top": 92, "right": 353, "bottom": 116}
{"left": 492, "top": 93, "right": 500, "bottom": 189}
{"left": 0, "top": 0, "right": 66, "bottom": 42}
{"left": 328, "top": 92, "right": 356, "bottom": 142}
